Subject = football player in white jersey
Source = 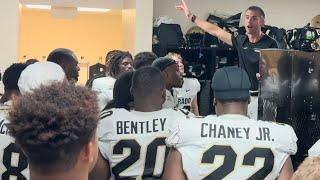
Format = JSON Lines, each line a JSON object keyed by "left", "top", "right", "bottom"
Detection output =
{"left": 0, "top": 63, "right": 30, "bottom": 180}
{"left": 90, "top": 67, "right": 190, "bottom": 180}
{"left": 166, "top": 52, "right": 201, "bottom": 115}
{"left": 152, "top": 57, "right": 183, "bottom": 108}
{"left": 104, "top": 70, "right": 135, "bottom": 111}
{"left": 91, "top": 51, "right": 133, "bottom": 111}
{"left": 1, "top": 62, "right": 68, "bottom": 180}
{"left": 164, "top": 66, "right": 297, "bottom": 180}
{"left": 7, "top": 83, "right": 100, "bottom": 180}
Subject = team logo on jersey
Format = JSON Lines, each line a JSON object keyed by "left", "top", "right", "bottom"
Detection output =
{"left": 178, "top": 98, "right": 191, "bottom": 105}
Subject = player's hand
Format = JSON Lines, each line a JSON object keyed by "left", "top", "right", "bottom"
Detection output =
{"left": 256, "top": 73, "right": 261, "bottom": 80}
{"left": 175, "top": 0, "right": 192, "bottom": 18}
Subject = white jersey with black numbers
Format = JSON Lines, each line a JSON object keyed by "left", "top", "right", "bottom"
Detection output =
{"left": 174, "top": 78, "right": 201, "bottom": 111}
{"left": 0, "top": 103, "right": 29, "bottom": 180}
{"left": 98, "top": 108, "right": 190, "bottom": 179}
{"left": 166, "top": 114, "right": 297, "bottom": 180}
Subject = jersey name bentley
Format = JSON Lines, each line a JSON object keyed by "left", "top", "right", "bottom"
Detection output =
{"left": 116, "top": 118, "right": 167, "bottom": 134}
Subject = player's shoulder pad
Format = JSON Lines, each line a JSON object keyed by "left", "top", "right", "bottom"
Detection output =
{"left": 184, "top": 78, "right": 201, "bottom": 92}
{"left": 260, "top": 120, "right": 297, "bottom": 153}
{"left": 172, "top": 107, "right": 195, "bottom": 118}
{"left": 309, "top": 140, "right": 320, "bottom": 157}
{"left": 100, "top": 108, "right": 129, "bottom": 120}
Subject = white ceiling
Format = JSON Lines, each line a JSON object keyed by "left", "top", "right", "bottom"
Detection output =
{"left": 19, "top": 0, "right": 124, "bottom": 9}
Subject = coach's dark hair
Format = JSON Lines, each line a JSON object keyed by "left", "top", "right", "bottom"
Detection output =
{"left": 247, "top": 6, "right": 265, "bottom": 20}
{"left": 131, "top": 66, "right": 165, "bottom": 98}
{"left": 105, "top": 70, "right": 134, "bottom": 110}
{"left": 7, "top": 82, "right": 99, "bottom": 174}
{"left": 47, "top": 48, "right": 76, "bottom": 65}
{"left": 107, "top": 51, "right": 132, "bottom": 78}
{"left": 133, "top": 51, "right": 157, "bottom": 69}
{"left": 3, "top": 63, "right": 29, "bottom": 91}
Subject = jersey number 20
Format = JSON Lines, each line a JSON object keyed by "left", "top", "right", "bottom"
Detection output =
{"left": 112, "top": 137, "right": 168, "bottom": 179}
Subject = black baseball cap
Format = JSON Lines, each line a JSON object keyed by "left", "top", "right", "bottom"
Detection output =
{"left": 151, "top": 57, "right": 176, "bottom": 71}
{"left": 212, "top": 66, "right": 251, "bottom": 100}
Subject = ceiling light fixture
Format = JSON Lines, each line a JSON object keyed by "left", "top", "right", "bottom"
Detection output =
{"left": 25, "top": 4, "right": 51, "bottom": 10}
{"left": 25, "top": 5, "right": 110, "bottom": 12}
{"left": 78, "top": 7, "right": 110, "bottom": 12}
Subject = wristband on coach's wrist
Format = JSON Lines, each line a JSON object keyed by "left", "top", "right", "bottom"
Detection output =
{"left": 191, "top": 15, "right": 197, "bottom": 23}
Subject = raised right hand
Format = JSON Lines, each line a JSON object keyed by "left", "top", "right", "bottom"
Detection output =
{"left": 175, "top": 0, "right": 192, "bottom": 18}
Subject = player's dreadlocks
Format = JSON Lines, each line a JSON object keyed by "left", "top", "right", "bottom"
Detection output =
{"left": 7, "top": 82, "right": 100, "bottom": 173}
{"left": 105, "top": 50, "right": 122, "bottom": 75}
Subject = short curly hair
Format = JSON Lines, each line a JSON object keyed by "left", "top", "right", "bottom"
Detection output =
{"left": 7, "top": 82, "right": 100, "bottom": 173}
{"left": 131, "top": 66, "right": 165, "bottom": 98}
{"left": 133, "top": 51, "right": 157, "bottom": 69}
{"left": 47, "top": 48, "right": 75, "bottom": 65}
{"left": 2, "top": 63, "right": 30, "bottom": 91}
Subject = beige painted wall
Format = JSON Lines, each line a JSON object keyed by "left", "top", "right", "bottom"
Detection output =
{"left": 135, "top": 0, "right": 153, "bottom": 54}
{"left": 122, "top": 7, "right": 136, "bottom": 55}
{"left": 122, "top": 0, "right": 153, "bottom": 55}
{"left": 0, "top": 0, "right": 20, "bottom": 94}
{"left": 19, "top": 9, "right": 123, "bottom": 85}
{"left": 19, "top": 9, "right": 123, "bottom": 63}
{"left": 1, "top": 1, "right": 154, "bottom": 86}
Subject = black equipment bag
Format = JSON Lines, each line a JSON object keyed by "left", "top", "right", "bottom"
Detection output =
{"left": 205, "top": 13, "right": 241, "bottom": 48}
{"left": 152, "top": 23, "right": 185, "bottom": 57}
{"left": 287, "top": 25, "right": 320, "bottom": 52}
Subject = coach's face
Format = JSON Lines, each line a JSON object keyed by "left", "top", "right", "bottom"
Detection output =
{"left": 167, "top": 63, "right": 183, "bottom": 88}
{"left": 244, "top": 10, "right": 264, "bottom": 35}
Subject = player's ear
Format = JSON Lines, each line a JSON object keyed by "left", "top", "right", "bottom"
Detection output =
{"left": 160, "top": 88, "right": 166, "bottom": 103}
{"left": 130, "top": 87, "right": 133, "bottom": 96}
{"left": 81, "top": 133, "right": 98, "bottom": 164}
{"left": 259, "top": 17, "right": 265, "bottom": 27}
{"left": 162, "top": 71, "right": 169, "bottom": 79}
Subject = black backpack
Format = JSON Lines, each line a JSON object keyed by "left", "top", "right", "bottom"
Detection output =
{"left": 287, "top": 25, "right": 320, "bottom": 52}
{"left": 152, "top": 23, "right": 185, "bottom": 57}
{"left": 205, "top": 13, "right": 241, "bottom": 48}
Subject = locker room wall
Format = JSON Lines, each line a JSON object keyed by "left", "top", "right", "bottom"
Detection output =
{"left": 154, "top": 0, "right": 320, "bottom": 34}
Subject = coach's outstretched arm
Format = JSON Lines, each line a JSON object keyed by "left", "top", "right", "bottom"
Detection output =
{"left": 176, "top": 0, "right": 232, "bottom": 46}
